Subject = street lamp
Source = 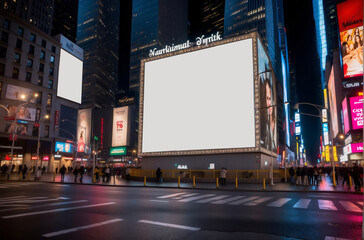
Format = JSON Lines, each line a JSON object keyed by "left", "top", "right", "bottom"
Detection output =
{"left": 293, "top": 102, "right": 337, "bottom": 187}
{"left": 35, "top": 114, "right": 49, "bottom": 180}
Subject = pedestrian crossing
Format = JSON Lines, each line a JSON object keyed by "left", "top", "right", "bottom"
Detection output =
{"left": 0, "top": 182, "right": 43, "bottom": 189}
{"left": 157, "top": 192, "right": 363, "bottom": 213}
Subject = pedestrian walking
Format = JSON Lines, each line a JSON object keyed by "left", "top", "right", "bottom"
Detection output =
{"left": 308, "top": 167, "right": 313, "bottom": 185}
{"left": 41, "top": 166, "right": 46, "bottom": 174}
{"left": 60, "top": 165, "right": 66, "bottom": 182}
{"left": 296, "top": 166, "right": 302, "bottom": 185}
{"left": 352, "top": 163, "right": 361, "bottom": 192}
{"left": 18, "top": 164, "right": 23, "bottom": 174}
{"left": 313, "top": 166, "right": 319, "bottom": 186}
{"left": 125, "top": 167, "right": 131, "bottom": 181}
{"left": 302, "top": 166, "right": 308, "bottom": 186}
{"left": 220, "top": 168, "right": 227, "bottom": 185}
{"left": 94, "top": 166, "right": 100, "bottom": 183}
{"left": 79, "top": 165, "right": 85, "bottom": 183}
{"left": 289, "top": 166, "right": 295, "bottom": 184}
{"left": 55, "top": 167, "right": 58, "bottom": 175}
{"left": 22, "top": 164, "right": 27, "bottom": 180}
{"left": 342, "top": 165, "right": 350, "bottom": 189}
{"left": 105, "top": 166, "right": 110, "bottom": 182}
{"left": 156, "top": 167, "right": 162, "bottom": 183}
{"left": 73, "top": 166, "right": 79, "bottom": 183}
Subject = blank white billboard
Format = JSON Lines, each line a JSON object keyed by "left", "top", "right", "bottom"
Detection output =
{"left": 57, "top": 49, "right": 83, "bottom": 104}
{"left": 142, "top": 38, "right": 255, "bottom": 153}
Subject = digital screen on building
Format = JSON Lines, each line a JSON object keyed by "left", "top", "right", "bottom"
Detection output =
{"left": 77, "top": 109, "right": 91, "bottom": 152}
{"left": 323, "top": 123, "right": 329, "bottom": 146}
{"left": 57, "top": 49, "right": 83, "bottom": 104}
{"left": 55, "top": 142, "right": 73, "bottom": 153}
{"left": 342, "top": 97, "right": 350, "bottom": 134}
{"left": 142, "top": 38, "right": 255, "bottom": 153}
{"left": 350, "top": 96, "right": 363, "bottom": 130}
{"left": 112, "top": 106, "right": 129, "bottom": 147}
{"left": 337, "top": 0, "right": 363, "bottom": 78}
{"left": 110, "top": 146, "right": 127, "bottom": 156}
{"left": 328, "top": 67, "right": 339, "bottom": 137}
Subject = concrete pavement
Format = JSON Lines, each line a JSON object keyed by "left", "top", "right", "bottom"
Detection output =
{"left": 1, "top": 171, "right": 362, "bottom": 194}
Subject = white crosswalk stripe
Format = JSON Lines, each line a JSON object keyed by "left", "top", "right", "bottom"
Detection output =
{"left": 267, "top": 198, "right": 292, "bottom": 207}
{"left": 179, "top": 194, "right": 215, "bottom": 202}
{"left": 318, "top": 200, "right": 337, "bottom": 211}
{"left": 173, "top": 193, "right": 199, "bottom": 200}
{"left": 157, "top": 192, "right": 186, "bottom": 199}
{"left": 211, "top": 196, "right": 245, "bottom": 204}
{"left": 228, "top": 196, "right": 260, "bottom": 205}
{"left": 293, "top": 199, "right": 311, "bottom": 209}
{"left": 244, "top": 197, "right": 273, "bottom": 206}
{"left": 339, "top": 201, "right": 362, "bottom": 213}
{"left": 196, "top": 195, "right": 230, "bottom": 203}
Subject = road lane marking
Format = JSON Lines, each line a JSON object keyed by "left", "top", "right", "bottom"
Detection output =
{"left": 228, "top": 196, "right": 259, "bottom": 205}
{"left": 0, "top": 197, "right": 48, "bottom": 204}
{"left": 150, "top": 200, "right": 169, "bottom": 203}
{"left": 293, "top": 199, "right": 311, "bottom": 209}
{"left": 2, "top": 202, "right": 116, "bottom": 219}
{"left": 173, "top": 193, "right": 199, "bottom": 200}
{"left": 139, "top": 220, "right": 200, "bottom": 231}
{"left": 43, "top": 218, "right": 123, "bottom": 237}
{"left": 0, "top": 196, "right": 28, "bottom": 200}
{"left": 157, "top": 192, "right": 186, "bottom": 199}
{"left": 324, "top": 236, "right": 350, "bottom": 240}
{"left": 0, "top": 197, "right": 68, "bottom": 204}
{"left": 178, "top": 194, "right": 215, "bottom": 202}
{"left": 211, "top": 196, "right": 245, "bottom": 204}
{"left": 244, "top": 197, "right": 273, "bottom": 206}
{"left": 267, "top": 198, "right": 292, "bottom": 207}
{"left": 318, "top": 200, "right": 337, "bottom": 211}
{"left": 339, "top": 201, "right": 362, "bottom": 213}
{"left": 32, "top": 200, "right": 89, "bottom": 208}
{"left": 196, "top": 195, "right": 230, "bottom": 203}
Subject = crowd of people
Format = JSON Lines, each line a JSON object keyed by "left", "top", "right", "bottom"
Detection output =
{"left": 289, "top": 164, "right": 363, "bottom": 192}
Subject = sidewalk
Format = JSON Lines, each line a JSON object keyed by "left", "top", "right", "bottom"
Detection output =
{"left": 1, "top": 172, "right": 362, "bottom": 194}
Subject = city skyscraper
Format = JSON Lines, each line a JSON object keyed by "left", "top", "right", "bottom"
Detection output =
{"left": 77, "top": 0, "right": 120, "bottom": 109}
{"left": 51, "top": 0, "right": 79, "bottom": 43}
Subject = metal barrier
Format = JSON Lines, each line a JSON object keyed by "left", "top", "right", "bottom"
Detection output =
{"left": 130, "top": 169, "right": 285, "bottom": 181}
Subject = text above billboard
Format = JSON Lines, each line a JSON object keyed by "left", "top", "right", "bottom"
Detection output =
{"left": 55, "top": 142, "right": 73, "bottom": 153}
{"left": 110, "top": 146, "right": 127, "bottom": 156}
{"left": 350, "top": 96, "right": 363, "bottom": 130}
{"left": 142, "top": 37, "right": 256, "bottom": 154}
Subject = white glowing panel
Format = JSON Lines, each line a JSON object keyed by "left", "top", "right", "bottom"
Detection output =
{"left": 57, "top": 49, "right": 83, "bottom": 104}
{"left": 142, "top": 38, "right": 255, "bottom": 153}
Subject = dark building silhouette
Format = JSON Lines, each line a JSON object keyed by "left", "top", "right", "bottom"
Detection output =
{"left": 51, "top": 0, "right": 79, "bottom": 43}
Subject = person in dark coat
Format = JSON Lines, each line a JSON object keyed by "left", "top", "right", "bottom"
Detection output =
{"left": 156, "top": 168, "right": 162, "bottom": 183}
{"left": 79, "top": 166, "right": 85, "bottom": 183}
{"left": 296, "top": 167, "right": 302, "bottom": 185}
{"left": 22, "top": 164, "right": 28, "bottom": 180}
{"left": 73, "top": 166, "right": 79, "bottom": 183}
{"left": 352, "top": 163, "right": 361, "bottom": 192}
{"left": 60, "top": 165, "right": 66, "bottom": 182}
{"left": 289, "top": 166, "right": 295, "bottom": 184}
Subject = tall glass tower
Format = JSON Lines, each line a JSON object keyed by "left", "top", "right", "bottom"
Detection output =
{"left": 77, "top": 0, "right": 120, "bottom": 109}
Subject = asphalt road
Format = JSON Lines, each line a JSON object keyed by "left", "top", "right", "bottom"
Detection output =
{"left": 0, "top": 181, "right": 362, "bottom": 240}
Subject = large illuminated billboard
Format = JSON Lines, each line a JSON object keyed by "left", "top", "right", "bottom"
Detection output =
{"left": 350, "top": 96, "right": 363, "bottom": 130}
{"left": 77, "top": 109, "right": 91, "bottom": 152}
{"left": 337, "top": 0, "right": 363, "bottom": 78}
{"left": 112, "top": 106, "right": 129, "bottom": 147}
{"left": 342, "top": 97, "right": 350, "bottom": 134}
{"left": 57, "top": 49, "right": 83, "bottom": 104}
{"left": 328, "top": 67, "right": 339, "bottom": 137}
{"left": 139, "top": 33, "right": 271, "bottom": 156}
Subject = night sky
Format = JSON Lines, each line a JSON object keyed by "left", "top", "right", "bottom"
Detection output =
{"left": 283, "top": 0, "right": 322, "bottom": 164}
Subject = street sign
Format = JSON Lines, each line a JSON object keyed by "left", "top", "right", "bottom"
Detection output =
{"left": 4, "top": 116, "right": 15, "bottom": 121}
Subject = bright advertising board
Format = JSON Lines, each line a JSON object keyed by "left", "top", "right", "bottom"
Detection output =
{"left": 112, "top": 106, "right": 129, "bottom": 147}
{"left": 337, "top": 0, "right": 363, "bottom": 78}
{"left": 342, "top": 97, "right": 350, "bottom": 134}
{"left": 55, "top": 142, "right": 73, "bottom": 153}
{"left": 77, "top": 109, "right": 91, "bottom": 152}
{"left": 328, "top": 67, "right": 339, "bottom": 137}
{"left": 323, "top": 123, "right": 329, "bottom": 146}
{"left": 140, "top": 35, "right": 258, "bottom": 155}
{"left": 350, "top": 96, "right": 363, "bottom": 130}
{"left": 8, "top": 105, "right": 37, "bottom": 121}
{"left": 57, "top": 49, "right": 83, "bottom": 104}
{"left": 110, "top": 146, "right": 127, "bottom": 156}
{"left": 6, "top": 84, "right": 38, "bottom": 103}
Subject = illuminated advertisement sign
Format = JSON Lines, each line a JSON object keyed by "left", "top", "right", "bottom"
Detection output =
{"left": 8, "top": 105, "right": 36, "bottom": 121}
{"left": 328, "top": 67, "right": 339, "bottom": 137}
{"left": 323, "top": 123, "right": 329, "bottom": 146}
{"left": 6, "top": 84, "right": 38, "bottom": 103}
{"left": 5, "top": 123, "right": 27, "bottom": 135}
{"left": 337, "top": 0, "right": 363, "bottom": 78}
{"left": 110, "top": 146, "right": 127, "bottom": 156}
{"left": 350, "top": 96, "right": 363, "bottom": 130}
{"left": 295, "top": 113, "right": 301, "bottom": 136}
{"left": 321, "top": 109, "right": 327, "bottom": 123}
{"left": 342, "top": 97, "right": 350, "bottom": 134}
{"left": 112, "top": 106, "right": 129, "bottom": 147}
{"left": 77, "top": 109, "right": 91, "bottom": 152}
{"left": 55, "top": 142, "right": 73, "bottom": 153}
{"left": 344, "top": 142, "right": 363, "bottom": 154}
{"left": 325, "top": 145, "right": 330, "bottom": 162}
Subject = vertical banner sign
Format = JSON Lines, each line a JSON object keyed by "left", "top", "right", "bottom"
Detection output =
{"left": 328, "top": 67, "right": 339, "bottom": 137}
{"left": 323, "top": 89, "right": 328, "bottom": 109}
{"left": 323, "top": 123, "right": 329, "bottom": 146}
{"left": 77, "top": 109, "right": 91, "bottom": 152}
{"left": 342, "top": 97, "right": 350, "bottom": 134}
{"left": 333, "top": 146, "right": 338, "bottom": 162}
{"left": 337, "top": 0, "right": 363, "bottom": 78}
{"left": 325, "top": 145, "right": 330, "bottom": 162}
{"left": 350, "top": 96, "right": 363, "bottom": 130}
{"left": 112, "top": 106, "right": 129, "bottom": 147}
{"left": 54, "top": 110, "right": 59, "bottom": 130}
{"left": 321, "top": 109, "right": 327, "bottom": 122}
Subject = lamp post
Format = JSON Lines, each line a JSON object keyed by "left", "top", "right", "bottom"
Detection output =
{"left": 35, "top": 114, "right": 49, "bottom": 180}
{"left": 294, "top": 102, "right": 336, "bottom": 187}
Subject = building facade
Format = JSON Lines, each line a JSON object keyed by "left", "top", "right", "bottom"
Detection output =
{"left": 51, "top": 0, "right": 79, "bottom": 43}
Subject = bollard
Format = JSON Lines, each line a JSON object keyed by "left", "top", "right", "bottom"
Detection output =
{"left": 263, "top": 178, "right": 265, "bottom": 190}
{"left": 144, "top": 176, "right": 146, "bottom": 186}
{"left": 332, "top": 172, "right": 336, "bottom": 187}
{"left": 193, "top": 176, "right": 195, "bottom": 188}
{"left": 53, "top": 171, "right": 56, "bottom": 181}
{"left": 235, "top": 177, "right": 238, "bottom": 189}
{"left": 178, "top": 176, "right": 180, "bottom": 188}
{"left": 349, "top": 176, "right": 352, "bottom": 188}
{"left": 216, "top": 178, "right": 219, "bottom": 189}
